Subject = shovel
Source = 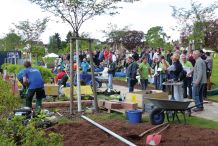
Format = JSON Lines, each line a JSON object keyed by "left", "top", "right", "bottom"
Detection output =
{"left": 127, "top": 123, "right": 168, "bottom": 140}
{"left": 146, "top": 124, "right": 170, "bottom": 146}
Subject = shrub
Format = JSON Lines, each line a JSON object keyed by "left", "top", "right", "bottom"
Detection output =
{"left": 0, "top": 116, "right": 63, "bottom": 146}
{"left": 0, "top": 77, "right": 21, "bottom": 119}
{"left": 1, "top": 64, "right": 54, "bottom": 82}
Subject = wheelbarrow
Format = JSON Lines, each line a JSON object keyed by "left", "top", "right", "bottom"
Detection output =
{"left": 148, "top": 98, "right": 201, "bottom": 125}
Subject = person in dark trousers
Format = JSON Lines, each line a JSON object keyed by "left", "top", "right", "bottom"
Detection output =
{"left": 126, "top": 57, "right": 138, "bottom": 92}
{"left": 23, "top": 61, "right": 45, "bottom": 113}
{"left": 181, "top": 54, "right": 193, "bottom": 99}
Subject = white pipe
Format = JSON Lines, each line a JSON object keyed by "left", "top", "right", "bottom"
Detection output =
{"left": 81, "top": 115, "right": 137, "bottom": 146}
{"left": 76, "top": 39, "right": 82, "bottom": 112}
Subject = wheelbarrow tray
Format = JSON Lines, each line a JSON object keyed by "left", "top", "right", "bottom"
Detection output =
{"left": 148, "top": 98, "right": 191, "bottom": 111}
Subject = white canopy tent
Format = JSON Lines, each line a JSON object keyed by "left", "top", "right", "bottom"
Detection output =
{"left": 43, "top": 53, "right": 59, "bottom": 58}
{"left": 203, "top": 48, "right": 215, "bottom": 53}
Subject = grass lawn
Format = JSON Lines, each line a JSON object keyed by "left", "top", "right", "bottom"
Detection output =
{"left": 114, "top": 77, "right": 126, "bottom": 81}
{"left": 208, "top": 56, "right": 218, "bottom": 101}
{"left": 211, "top": 57, "right": 218, "bottom": 89}
{"left": 86, "top": 112, "right": 218, "bottom": 129}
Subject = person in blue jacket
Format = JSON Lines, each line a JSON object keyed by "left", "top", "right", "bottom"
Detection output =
{"left": 81, "top": 58, "right": 90, "bottom": 73}
{"left": 17, "top": 69, "right": 28, "bottom": 98}
{"left": 17, "top": 69, "right": 25, "bottom": 84}
{"left": 23, "top": 61, "right": 45, "bottom": 112}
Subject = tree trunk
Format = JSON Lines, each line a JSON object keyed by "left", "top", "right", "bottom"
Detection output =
{"left": 70, "top": 38, "right": 74, "bottom": 114}
{"left": 88, "top": 39, "right": 98, "bottom": 112}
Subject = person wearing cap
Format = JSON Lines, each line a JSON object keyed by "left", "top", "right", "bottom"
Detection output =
{"left": 81, "top": 58, "right": 90, "bottom": 73}
{"left": 23, "top": 61, "right": 45, "bottom": 112}
{"left": 181, "top": 54, "right": 193, "bottom": 99}
{"left": 126, "top": 57, "right": 138, "bottom": 92}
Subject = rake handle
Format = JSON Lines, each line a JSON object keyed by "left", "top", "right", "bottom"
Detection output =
{"left": 139, "top": 123, "right": 168, "bottom": 137}
{"left": 156, "top": 124, "right": 170, "bottom": 135}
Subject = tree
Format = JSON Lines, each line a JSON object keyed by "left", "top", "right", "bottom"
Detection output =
{"left": 0, "top": 32, "right": 23, "bottom": 51}
{"left": 65, "top": 31, "right": 73, "bottom": 43}
{"left": 171, "top": 1, "right": 218, "bottom": 49}
{"left": 47, "top": 33, "right": 62, "bottom": 53}
{"left": 145, "top": 26, "right": 169, "bottom": 48}
{"left": 29, "top": 0, "right": 121, "bottom": 37}
{"left": 14, "top": 18, "right": 48, "bottom": 60}
{"left": 14, "top": 18, "right": 48, "bottom": 43}
{"left": 205, "top": 19, "right": 218, "bottom": 51}
{"left": 103, "top": 23, "right": 129, "bottom": 50}
{"left": 122, "top": 30, "right": 144, "bottom": 50}
{"left": 31, "top": 44, "right": 46, "bottom": 63}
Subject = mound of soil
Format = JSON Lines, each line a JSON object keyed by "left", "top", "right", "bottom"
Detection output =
{"left": 47, "top": 120, "right": 218, "bottom": 146}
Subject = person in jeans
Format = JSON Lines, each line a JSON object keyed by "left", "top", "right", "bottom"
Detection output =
{"left": 139, "top": 56, "right": 151, "bottom": 90}
{"left": 159, "top": 56, "right": 169, "bottom": 91}
{"left": 126, "top": 57, "right": 138, "bottom": 92}
{"left": 23, "top": 61, "right": 45, "bottom": 113}
{"left": 191, "top": 50, "right": 207, "bottom": 112}
{"left": 107, "top": 58, "right": 116, "bottom": 92}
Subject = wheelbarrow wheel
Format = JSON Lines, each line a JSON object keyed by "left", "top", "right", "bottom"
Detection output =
{"left": 149, "top": 108, "right": 165, "bottom": 125}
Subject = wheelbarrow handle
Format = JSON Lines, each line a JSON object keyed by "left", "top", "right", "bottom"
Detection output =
{"left": 186, "top": 102, "right": 207, "bottom": 110}
{"left": 139, "top": 122, "right": 168, "bottom": 137}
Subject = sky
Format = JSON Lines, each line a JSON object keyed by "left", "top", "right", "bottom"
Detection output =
{"left": 0, "top": 0, "right": 217, "bottom": 44}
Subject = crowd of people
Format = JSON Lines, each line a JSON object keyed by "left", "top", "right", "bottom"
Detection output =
{"left": 16, "top": 46, "right": 213, "bottom": 113}
{"left": 127, "top": 48, "right": 213, "bottom": 112}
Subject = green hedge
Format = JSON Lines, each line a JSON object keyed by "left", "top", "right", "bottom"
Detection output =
{"left": 1, "top": 64, "right": 54, "bottom": 82}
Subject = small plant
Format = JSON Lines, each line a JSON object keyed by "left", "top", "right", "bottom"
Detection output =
{"left": 0, "top": 116, "right": 63, "bottom": 146}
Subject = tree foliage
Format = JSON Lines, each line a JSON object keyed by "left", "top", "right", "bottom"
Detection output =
{"left": 103, "top": 23, "right": 129, "bottom": 47}
{"left": 171, "top": 1, "right": 218, "bottom": 49}
{"left": 205, "top": 19, "right": 218, "bottom": 51}
{"left": 104, "top": 24, "right": 144, "bottom": 50}
{"left": 171, "top": 1, "right": 218, "bottom": 33}
{"left": 48, "top": 33, "right": 62, "bottom": 52}
{"left": 14, "top": 18, "right": 48, "bottom": 43}
{"left": 122, "top": 30, "right": 144, "bottom": 50}
{"left": 0, "top": 32, "right": 23, "bottom": 51}
{"left": 29, "top": 0, "right": 121, "bottom": 36}
{"left": 145, "top": 26, "right": 169, "bottom": 49}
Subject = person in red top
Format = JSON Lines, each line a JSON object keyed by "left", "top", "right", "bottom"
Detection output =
{"left": 55, "top": 67, "right": 66, "bottom": 84}
{"left": 104, "top": 49, "right": 113, "bottom": 62}
{"left": 104, "top": 49, "right": 109, "bottom": 60}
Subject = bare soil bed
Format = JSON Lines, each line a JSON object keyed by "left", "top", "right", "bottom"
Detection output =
{"left": 47, "top": 120, "right": 218, "bottom": 146}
